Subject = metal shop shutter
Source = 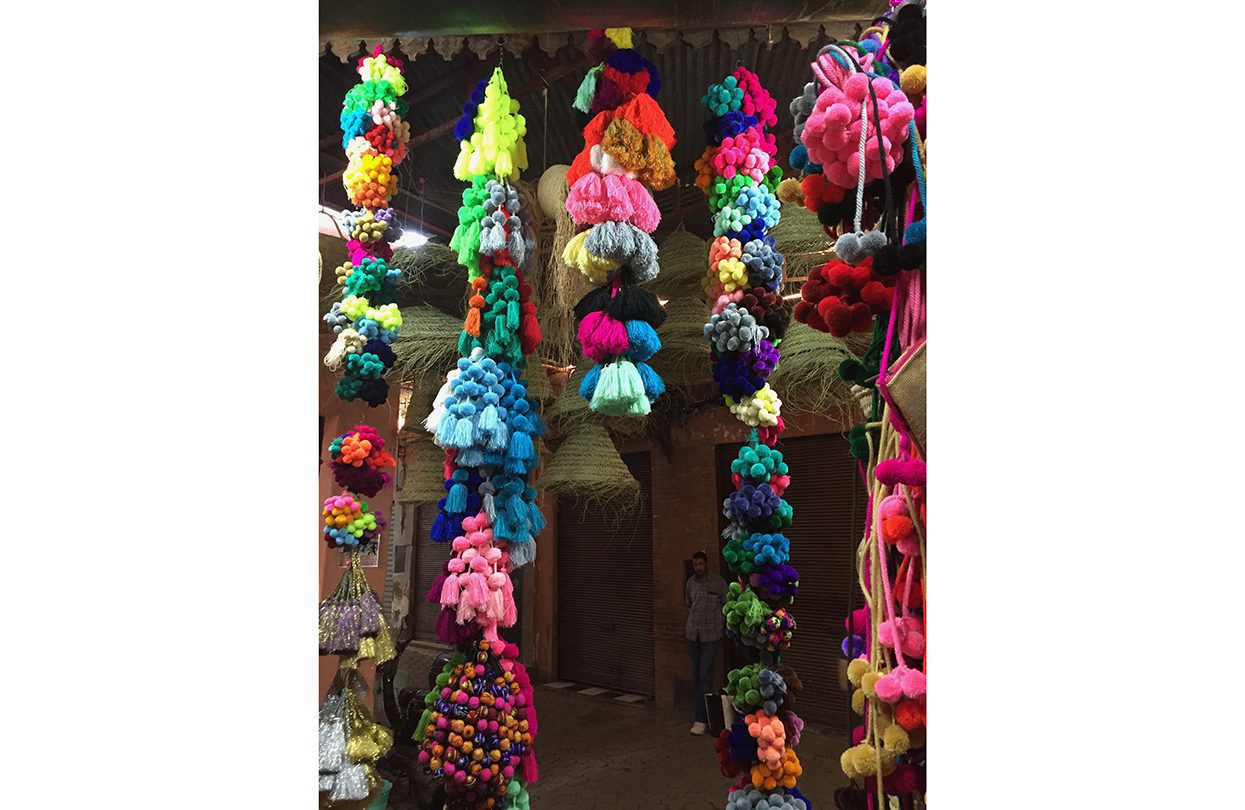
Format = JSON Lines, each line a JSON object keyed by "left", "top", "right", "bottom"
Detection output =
{"left": 556, "top": 452, "right": 655, "bottom": 695}
{"left": 412, "top": 504, "right": 449, "bottom": 643}
{"left": 717, "top": 434, "right": 863, "bottom": 733}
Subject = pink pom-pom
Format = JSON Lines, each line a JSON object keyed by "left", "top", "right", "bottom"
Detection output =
{"left": 873, "top": 672, "right": 903, "bottom": 703}
{"left": 898, "top": 667, "right": 926, "bottom": 698}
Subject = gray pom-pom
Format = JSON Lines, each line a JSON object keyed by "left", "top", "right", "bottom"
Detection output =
{"left": 835, "top": 231, "right": 865, "bottom": 265}
{"left": 860, "top": 229, "right": 888, "bottom": 254}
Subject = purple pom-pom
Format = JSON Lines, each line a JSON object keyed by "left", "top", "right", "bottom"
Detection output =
{"left": 841, "top": 634, "right": 866, "bottom": 658}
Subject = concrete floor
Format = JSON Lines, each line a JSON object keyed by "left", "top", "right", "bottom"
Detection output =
{"left": 384, "top": 668, "right": 851, "bottom": 809}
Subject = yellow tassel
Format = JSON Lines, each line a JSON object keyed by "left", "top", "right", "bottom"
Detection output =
{"left": 605, "top": 27, "right": 633, "bottom": 49}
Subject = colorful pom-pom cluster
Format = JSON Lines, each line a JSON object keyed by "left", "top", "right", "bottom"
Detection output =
{"left": 421, "top": 63, "right": 543, "bottom": 803}
{"left": 700, "top": 67, "right": 789, "bottom": 435}
{"left": 328, "top": 424, "right": 397, "bottom": 498}
{"left": 325, "top": 45, "right": 409, "bottom": 406}
{"left": 714, "top": 429, "right": 805, "bottom": 808}
{"left": 564, "top": 30, "right": 673, "bottom": 415}
{"left": 322, "top": 491, "right": 386, "bottom": 549}
{"left": 416, "top": 640, "right": 537, "bottom": 809}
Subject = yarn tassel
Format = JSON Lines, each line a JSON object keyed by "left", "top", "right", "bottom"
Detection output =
{"left": 578, "top": 363, "right": 602, "bottom": 399}
{"left": 506, "top": 298, "right": 520, "bottom": 332}
{"left": 636, "top": 361, "right": 666, "bottom": 399}
{"left": 508, "top": 540, "right": 536, "bottom": 568}
{"left": 431, "top": 511, "right": 455, "bottom": 542}
{"left": 501, "top": 575, "right": 517, "bottom": 626}
{"left": 519, "top": 304, "right": 542, "bottom": 352}
{"left": 504, "top": 456, "right": 527, "bottom": 476}
{"left": 493, "top": 509, "right": 514, "bottom": 541}
{"left": 522, "top": 750, "right": 539, "bottom": 783}
{"left": 477, "top": 403, "right": 500, "bottom": 438}
{"left": 573, "top": 65, "right": 601, "bottom": 113}
{"left": 446, "top": 482, "right": 467, "bottom": 515}
{"left": 426, "top": 571, "right": 447, "bottom": 604}
{"left": 435, "top": 411, "right": 460, "bottom": 447}
{"left": 451, "top": 414, "right": 475, "bottom": 448}
{"left": 508, "top": 430, "right": 535, "bottom": 461}
{"left": 487, "top": 584, "right": 506, "bottom": 622}
{"left": 439, "top": 572, "right": 461, "bottom": 607}
{"left": 457, "top": 330, "right": 472, "bottom": 356}
{"left": 464, "top": 306, "right": 481, "bottom": 337}
{"left": 486, "top": 421, "right": 510, "bottom": 453}
{"left": 527, "top": 500, "right": 546, "bottom": 534}
{"left": 590, "top": 360, "right": 651, "bottom": 416}
{"left": 481, "top": 488, "right": 497, "bottom": 523}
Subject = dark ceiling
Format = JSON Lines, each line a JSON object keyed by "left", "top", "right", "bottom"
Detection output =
{"left": 321, "top": 1, "right": 876, "bottom": 39}
{"left": 319, "top": 12, "right": 877, "bottom": 242}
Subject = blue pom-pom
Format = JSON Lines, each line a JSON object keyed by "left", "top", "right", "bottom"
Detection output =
{"left": 430, "top": 511, "right": 455, "bottom": 542}
{"left": 789, "top": 144, "right": 809, "bottom": 171}
{"left": 905, "top": 218, "right": 926, "bottom": 246}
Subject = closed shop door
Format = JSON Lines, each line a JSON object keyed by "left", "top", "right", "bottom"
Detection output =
{"left": 556, "top": 452, "right": 654, "bottom": 695}
{"left": 717, "top": 434, "right": 863, "bottom": 732}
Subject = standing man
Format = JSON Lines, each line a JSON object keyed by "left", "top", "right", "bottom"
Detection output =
{"left": 685, "top": 550, "right": 727, "bottom": 735}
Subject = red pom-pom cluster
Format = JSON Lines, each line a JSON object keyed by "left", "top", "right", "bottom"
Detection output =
{"left": 793, "top": 257, "right": 895, "bottom": 337}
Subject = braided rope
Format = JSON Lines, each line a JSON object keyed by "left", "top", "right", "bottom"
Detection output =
{"left": 853, "top": 97, "right": 869, "bottom": 234}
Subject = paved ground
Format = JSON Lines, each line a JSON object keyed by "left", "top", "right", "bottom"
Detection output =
{"left": 384, "top": 658, "right": 851, "bottom": 809}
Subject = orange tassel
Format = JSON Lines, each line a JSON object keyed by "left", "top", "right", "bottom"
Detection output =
{"left": 464, "top": 307, "right": 481, "bottom": 337}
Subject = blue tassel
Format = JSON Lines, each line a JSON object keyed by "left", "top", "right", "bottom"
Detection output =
{"left": 528, "top": 501, "right": 546, "bottom": 534}
{"left": 493, "top": 509, "right": 514, "bottom": 540}
{"left": 485, "top": 422, "right": 510, "bottom": 453}
{"left": 451, "top": 416, "right": 475, "bottom": 449}
{"left": 476, "top": 403, "right": 500, "bottom": 439}
{"left": 504, "top": 456, "right": 527, "bottom": 476}
{"left": 528, "top": 409, "right": 546, "bottom": 436}
{"left": 481, "top": 450, "right": 505, "bottom": 467}
{"left": 510, "top": 414, "right": 532, "bottom": 434}
{"left": 578, "top": 364, "right": 602, "bottom": 400}
{"left": 636, "top": 362, "right": 666, "bottom": 399}
{"left": 446, "top": 483, "right": 467, "bottom": 515}
{"left": 435, "top": 411, "right": 459, "bottom": 447}
{"left": 430, "top": 512, "right": 454, "bottom": 542}
{"left": 457, "top": 447, "right": 484, "bottom": 468}
{"left": 508, "top": 430, "right": 535, "bottom": 461}
{"left": 508, "top": 541, "right": 536, "bottom": 568}
{"left": 507, "top": 493, "right": 527, "bottom": 527}
{"left": 625, "top": 321, "right": 661, "bottom": 362}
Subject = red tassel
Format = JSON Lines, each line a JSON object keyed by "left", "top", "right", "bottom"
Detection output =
{"left": 519, "top": 302, "right": 542, "bottom": 354}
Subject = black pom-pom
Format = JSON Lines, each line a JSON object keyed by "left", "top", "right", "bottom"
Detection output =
{"left": 358, "top": 378, "right": 390, "bottom": 408}
{"left": 871, "top": 245, "right": 902, "bottom": 277}
{"left": 607, "top": 285, "right": 667, "bottom": 328}
{"left": 888, "top": 4, "right": 926, "bottom": 67}
{"left": 838, "top": 359, "right": 865, "bottom": 384}
{"left": 898, "top": 242, "right": 925, "bottom": 270}
{"left": 573, "top": 285, "right": 611, "bottom": 322}
{"left": 763, "top": 305, "right": 792, "bottom": 342}
{"left": 817, "top": 202, "right": 842, "bottom": 227}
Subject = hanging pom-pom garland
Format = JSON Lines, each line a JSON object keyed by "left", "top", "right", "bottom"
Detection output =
{"left": 700, "top": 67, "right": 789, "bottom": 438}
{"left": 419, "top": 62, "right": 542, "bottom": 805}
{"left": 565, "top": 28, "right": 673, "bottom": 415}
{"left": 325, "top": 45, "right": 409, "bottom": 407}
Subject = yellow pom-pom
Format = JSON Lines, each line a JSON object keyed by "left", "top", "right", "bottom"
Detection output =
{"left": 605, "top": 28, "right": 633, "bottom": 49}
{"left": 900, "top": 64, "right": 927, "bottom": 97}
{"left": 777, "top": 177, "right": 804, "bottom": 203}
{"left": 847, "top": 658, "right": 871, "bottom": 686}
{"left": 882, "top": 723, "right": 910, "bottom": 755}
{"left": 861, "top": 670, "right": 882, "bottom": 699}
{"left": 851, "top": 688, "right": 866, "bottom": 715}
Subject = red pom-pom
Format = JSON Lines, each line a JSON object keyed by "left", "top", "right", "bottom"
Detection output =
{"left": 895, "top": 699, "right": 925, "bottom": 730}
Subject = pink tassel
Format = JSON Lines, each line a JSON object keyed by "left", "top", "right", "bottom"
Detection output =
{"left": 482, "top": 622, "right": 501, "bottom": 644}
{"left": 602, "top": 174, "right": 637, "bottom": 221}
{"left": 565, "top": 172, "right": 608, "bottom": 224}
{"left": 522, "top": 750, "right": 539, "bottom": 782}
{"left": 625, "top": 178, "right": 661, "bottom": 232}
{"left": 487, "top": 586, "right": 506, "bottom": 622}
{"left": 501, "top": 575, "right": 517, "bottom": 627}
{"left": 465, "top": 571, "right": 490, "bottom": 609}
{"left": 439, "top": 571, "right": 462, "bottom": 607}
{"left": 578, "top": 311, "right": 629, "bottom": 363}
